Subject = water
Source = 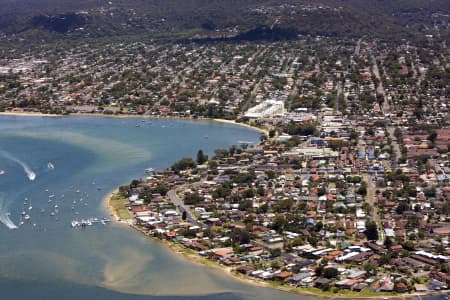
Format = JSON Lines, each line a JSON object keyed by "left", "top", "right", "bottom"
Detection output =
{"left": 0, "top": 115, "right": 445, "bottom": 300}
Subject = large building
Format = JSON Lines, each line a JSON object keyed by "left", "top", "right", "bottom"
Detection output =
{"left": 245, "top": 100, "right": 285, "bottom": 119}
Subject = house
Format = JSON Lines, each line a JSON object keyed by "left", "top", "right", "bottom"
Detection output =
{"left": 315, "top": 278, "right": 333, "bottom": 288}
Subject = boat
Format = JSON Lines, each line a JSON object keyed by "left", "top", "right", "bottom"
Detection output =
{"left": 47, "top": 162, "right": 55, "bottom": 170}
{"left": 50, "top": 212, "right": 55, "bottom": 216}
{"left": 24, "top": 214, "right": 30, "bottom": 220}
{"left": 145, "top": 167, "right": 155, "bottom": 174}
{"left": 48, "top": 194, "right": 55, "bottom": 199}
{"left": 0, "top": 170, "right": 5, "bottom": 175}
{"left": 28, "top": 198, "right": 32, "bottom": 210}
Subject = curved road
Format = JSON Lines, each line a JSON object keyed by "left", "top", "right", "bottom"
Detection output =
{"left": 167, "top": 189, "right": 204, "bottom": 228}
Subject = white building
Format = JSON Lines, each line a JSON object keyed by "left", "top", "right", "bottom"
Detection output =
{"left": 245, "top": 100, "right": 285, "bottom": 119}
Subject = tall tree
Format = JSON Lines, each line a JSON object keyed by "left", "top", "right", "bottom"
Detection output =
{"left": 365, "top": 221, "right": 379, "bottom": 241}
{"left": 196, "top": 149, "right": 208, "bottom": 164}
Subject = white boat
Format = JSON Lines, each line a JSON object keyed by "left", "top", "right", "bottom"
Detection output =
{"left": 0, "top": 170, "right": 5, "bottom": 175}
{"left": 145, "top": 167, "right": 155, "bottom": 174}
{"left": 28, "top": 198, "right": 32, "bottom": 210}
{"left": 24, "top": 214, "right": 30, "bottom": 220}
{"left": 47, "top": 162, "right": 55, "bottom": 170}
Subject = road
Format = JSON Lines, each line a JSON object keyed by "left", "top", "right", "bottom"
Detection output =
{"left": 365, "top": 173, "right": 384, "bottom": 243}
{"left": 167, "top": 189, "right": 204, "bottom": 228}
{"left": 387, "top": 126, "right": 401, "bottom": 165}
{"left": 370, "top": 52, "right": 390, "bottom": 114}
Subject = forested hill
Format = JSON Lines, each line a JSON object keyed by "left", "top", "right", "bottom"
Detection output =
{"left": 0, "top": 0, "right": 448, "bottom": 42}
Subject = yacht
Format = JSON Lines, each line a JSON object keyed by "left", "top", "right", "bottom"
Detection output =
{"left": 47, "top": 162, "right": 55, "bottom": 170}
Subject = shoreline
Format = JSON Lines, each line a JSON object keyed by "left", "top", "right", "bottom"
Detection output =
{"left": 0, "top": 111, "right": 268, "bottom": 137}
{"left": 103, "top": 191, "right": 445, "bottom": 300}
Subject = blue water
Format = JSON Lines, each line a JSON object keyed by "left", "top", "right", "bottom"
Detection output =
{"left": 0, "top": 116, "right": 446, "bottom": 300}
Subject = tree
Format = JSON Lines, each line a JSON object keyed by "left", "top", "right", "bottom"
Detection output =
{"left": 323, "top": 267, "right": 339, "bottom": 279}
{"left": 171, "top": 157, "right": 197, "bottom": 172}
{"left": 427, "top": 131, "right": 438, "bottom": 145}
{"left": 365, "top": 221, "right": 379, "bottom": 241}
{"left": 153, "top": 182, "right": 169, "bottom": 196}
{"left": 384, "top": 237, "right": 393, "bottom": 249}
{"left": 184, "top": 192, "right": 204, "bottom": 205}
{"left": 196, "top": 149, "right": 208, "bottom": 164}
{"left": 396, "top": 201, "right": 409, "bottom": 214}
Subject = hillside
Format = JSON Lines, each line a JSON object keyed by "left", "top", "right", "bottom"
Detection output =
{"left": 0, "top": 0, "right": 448, "bottom": 42}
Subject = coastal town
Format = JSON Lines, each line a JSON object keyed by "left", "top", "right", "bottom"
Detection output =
{"left": 1, "top": 35, "right": 449, "bottom": 297}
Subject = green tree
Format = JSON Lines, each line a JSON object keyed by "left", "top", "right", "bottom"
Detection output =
{"left": 171, "top": 157, "right": 197, "bottom": 172}
{"left": 365, "top": 221, "right": 379, "bottom": 241}
{"left": 196, "top": 149, "right": 208, "bottom": 164}
{"left": 323, "top": 267, "right": 339, "bottom": 279}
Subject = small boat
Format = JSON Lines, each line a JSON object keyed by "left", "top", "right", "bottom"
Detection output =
{"left": 21, "top": 211, "right": 26, "bottom": 216}
{"left": 47, "top": 162, "right": 55, "bottom": 170}
{"left": 24, "top": 214, "right": 30, "bottom": 220}
{"left": 48, "top": 194, "right": 55, "bottom": 199}
{"left": 0, "top": 170, "right": 5, "bottom": 175}
{"left": 50, "top": 212, "right": 55, "bottom": 216}
{"left": 40, "top": 209, "right": 45, "bottom": 213}
{"left": 54, "top": 204, "right": 59, "bottom": 209}
{"left": 145, "top": 167, "right": 155, "bottom": 174}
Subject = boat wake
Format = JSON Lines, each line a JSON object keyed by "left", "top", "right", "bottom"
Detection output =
{"left": 0, "top": 194, "right": 18, "bottom": 229}
{"left": 0, "top": 150, "right": 36, "bottom": 181}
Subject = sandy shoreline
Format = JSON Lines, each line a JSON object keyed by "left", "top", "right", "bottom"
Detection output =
{"left": 0, "top": 111, "right": 268, "bottom": 137}
{"left": 102, "top": 192, "right": 445, "bottom": 300}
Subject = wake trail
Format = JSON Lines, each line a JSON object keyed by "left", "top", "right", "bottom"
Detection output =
{"left": 0, "top": 193, "right": 17, "bottom": 229}
{"left": 0, "top": 150, "right": 36, "bottom": 181}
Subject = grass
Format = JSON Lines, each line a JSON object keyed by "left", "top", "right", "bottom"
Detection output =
{"left": 109, "top": 193, "right": 134, "bottom": 220}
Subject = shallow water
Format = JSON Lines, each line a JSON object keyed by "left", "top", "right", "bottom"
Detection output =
{"left": 0, "top": 115, "right": 446, "bottom": 300}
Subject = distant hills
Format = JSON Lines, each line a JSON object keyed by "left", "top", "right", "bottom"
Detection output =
{"left": 0, "top": 0, "right": 448, "bottom": 42}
